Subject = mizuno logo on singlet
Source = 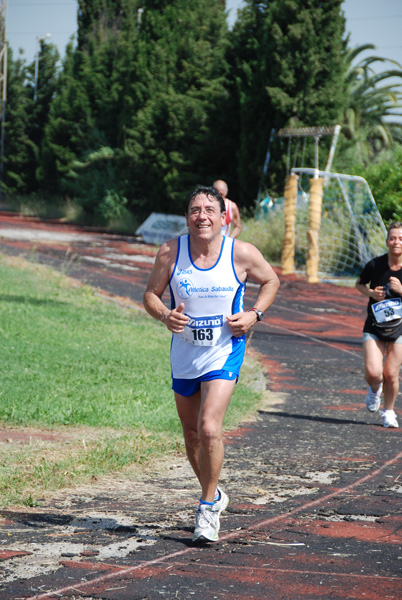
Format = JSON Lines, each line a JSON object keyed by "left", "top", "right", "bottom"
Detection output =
{"left": 186, "top": 314, "right": 223, "bottom": 329}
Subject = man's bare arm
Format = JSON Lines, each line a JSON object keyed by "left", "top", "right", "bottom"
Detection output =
{"left": 227, "top": 241, "right": 280, "bottom": 337}
{"left": 143, "top": 240, "right": 189, "bottom": 333}
{"left": 230, "top": 201, "right": 242, "bottom": 239}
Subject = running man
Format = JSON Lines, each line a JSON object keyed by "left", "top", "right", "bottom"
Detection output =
{"left": 143, "top": 184, "right": 279, "bottom": 542}
{"left": 213, "top": 179, "right": 242, "bottom": 238}
{"left": 355, "top": 222, "right": 402, "bottom": 428}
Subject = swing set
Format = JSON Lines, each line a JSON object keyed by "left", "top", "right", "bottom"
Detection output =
{"left": 258, "top": 124, "right": 386, "bottom": 282}
{"left": 278, "top": 125, "right": 341, "bottom": 282}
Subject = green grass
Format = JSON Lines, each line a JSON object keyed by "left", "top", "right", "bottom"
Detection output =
{"left": 0, "top": 428, "right": 178, "bottom": 506}
{"left": 0, "top": 255, "right": 267, "bottom": 507}
{"left": 0, "top": 260, "right": 175, "bottom": 431}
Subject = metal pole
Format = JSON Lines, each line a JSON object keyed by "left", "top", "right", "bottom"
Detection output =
{"left": 256, "top": 128, "right": 275, "bottom": 206}
{"left": 314, "top": 136, "right": 320, "bottom": 179}
{"left": 34, "top": 39, "right": 39, "bottom": 102}
{"left": 324, "top": 124, "right": 341, "bottom": 172}
{"left": 0, "top": 0, "right": 8, "bottom": 204}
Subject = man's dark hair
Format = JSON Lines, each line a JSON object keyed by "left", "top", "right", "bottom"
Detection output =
{"left": 185, "top": 185, "right": 225, "bottom": 214}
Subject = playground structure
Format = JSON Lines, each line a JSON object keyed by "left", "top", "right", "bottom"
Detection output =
{"left": 259, "top": 126, "right": 387, "bottom": 282}
{"left": 283, "top": 168, "right": 387, "bottom": 281}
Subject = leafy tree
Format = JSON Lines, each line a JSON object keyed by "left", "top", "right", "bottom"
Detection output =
{"left": 77, "top": 0, "right": 131, "bottom": 49}
{"left": 44, "top": 0, "right": 230, "bottom": 218}
{"left": 125, "top": 0, "right": 230, "bottom": 214}
{"left": 38, "top": 0, "right": 351, "bottom": 220}
{"left": 24, "top": 41, "right": 60, "bottom": 191}
{"left": 76, "top": 0, "right": 140, "bottom": 146}
{"left": 42, "top": 1, "right": 141, "bottom": 219}
{"left": 341, "top": 44, "right": 402, "bottom": 163}
{"left": 41, "top": 44, "right": 94, "bottom": 193}
{"left": 361, "top": 146, "right": 402, "bottom": 222}
{"left": 229, "top": 0, "right": 347, "bottom": 203}
{"left": 2, "top": 49, "right": 31, "bottom": 193}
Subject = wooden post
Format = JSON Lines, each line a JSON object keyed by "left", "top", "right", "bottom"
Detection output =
{"left": 306, "top": 177, "right": 323, "bottom": 283}
{"left": 281, "top": 173, "right": 298, "bottom": 275}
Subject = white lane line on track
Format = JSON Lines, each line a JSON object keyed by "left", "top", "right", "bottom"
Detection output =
{"left": 26, "top": 449, "right": 402, "bottom": 600}
{"left": 0, "top": 228, "right": 100, "bottom": 243}
{"left": 272, "top": 301, "right": 363, "bottom": 331}
{"left": 248, "top": 280, "right": 363, "bottom": 329}
{"left": 156, "top": 561, "right": 401, "bottom": 582}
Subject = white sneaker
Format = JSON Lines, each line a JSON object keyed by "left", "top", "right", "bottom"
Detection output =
{"left": 213, "top": 487, "right": 229, "bottom": 516}
{"left": 381, "top": 409, "right": 399, "bottom": 428}
{"left": 366, "top": 383, "right": 382, "bottom": 412}
{"left": 192, "top": 505, "right": 220, "bottom": 542}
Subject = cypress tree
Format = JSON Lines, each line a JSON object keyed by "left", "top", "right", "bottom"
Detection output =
{"left": 41, "top": 44, "right": 95, "bottom": 192}
{"left": 44, "top": 0, "right": 230, "bottom": 218}
{"left": 25, "top": 40, "right": 59, "bottom": 191}
{"left": 230, "top": 0, "right": 347, "bottom": 202}
{"left": 126, "top": 0, "right": 230, "bottom": 213}
{"left": 2, "top": 49, "right": 31, "bottom": 194}
{"left": 77, "top": 0, "right": 130, "bottom": 49}
{"left": 76, "top": 0, "right": 140, "bottom": 146}
{"left": 43, "top": 1, "right": 141, "bottom": 219}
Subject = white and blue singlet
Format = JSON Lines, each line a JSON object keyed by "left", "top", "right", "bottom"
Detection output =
{"left": 169, "top": 234, "right": 246, "bottom": 380}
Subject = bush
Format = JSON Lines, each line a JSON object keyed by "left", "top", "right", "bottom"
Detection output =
{"left": 239, "top": 209, "right": 284, "bottom": 265}
{"left": 362, "top": 146, "right": 402, "bottom": 222}
{"left": 1, "top": 192, "right": 77, "bottom": 220}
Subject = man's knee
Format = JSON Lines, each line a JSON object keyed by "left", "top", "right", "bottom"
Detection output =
{"left": 181, "top": 424, "right": 199, "bottom": 448}
{"left": 198, "top": 421, "right": 222, "bottom": 447}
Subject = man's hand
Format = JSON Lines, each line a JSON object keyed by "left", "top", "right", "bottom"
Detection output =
{"left": 227, "top": 311, "right": 257, "bottom": 337}
{"left": 164, "top": 303, "right": 189, "bottom": 333}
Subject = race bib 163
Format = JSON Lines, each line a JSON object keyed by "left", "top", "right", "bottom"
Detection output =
{"left": 182, "top": 313, "right": 224, "bottom": 346}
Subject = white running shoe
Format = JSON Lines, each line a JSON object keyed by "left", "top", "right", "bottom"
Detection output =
{"left": 365, "top": 383, "right": 382, "bottom": 412}
{"left": 381, "top": 409, "right": 399, "bottom": 428}
{"left": 213, "top": 487, "right": 229, "bottom": 516}
{"left": 192, "top": 505, "right": 220, "bottom": 542}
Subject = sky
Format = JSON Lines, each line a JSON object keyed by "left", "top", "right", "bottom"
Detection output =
{"left": 7, "top": 0, "right": 402, "bottom": 70}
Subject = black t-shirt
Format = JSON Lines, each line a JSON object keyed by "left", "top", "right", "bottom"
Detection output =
{"left": 358, "top": 253, "right": 402, "bottom": 331}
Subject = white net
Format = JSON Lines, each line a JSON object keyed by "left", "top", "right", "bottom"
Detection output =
{"left": 294, "top": 169, "right": 387, "bottom": 277}
{"left": 257, "top": 169, "right": 387, "bottom": 279}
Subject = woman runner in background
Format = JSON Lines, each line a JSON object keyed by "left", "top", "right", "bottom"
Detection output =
{"left": 355, "top": 222, "right": 402, "bottom": 428}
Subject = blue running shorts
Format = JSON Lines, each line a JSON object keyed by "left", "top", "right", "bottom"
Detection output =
{"left": 172, "top": 369, "right": 238, "bottom": 397}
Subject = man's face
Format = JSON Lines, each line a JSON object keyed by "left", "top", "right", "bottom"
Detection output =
{"left": 186, "top": 194, "right": 225, "bottom": 239}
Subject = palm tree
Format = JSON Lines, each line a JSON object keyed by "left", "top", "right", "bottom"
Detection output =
{"left": 343, "top": 44, "right": 402, "bottom": 162}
